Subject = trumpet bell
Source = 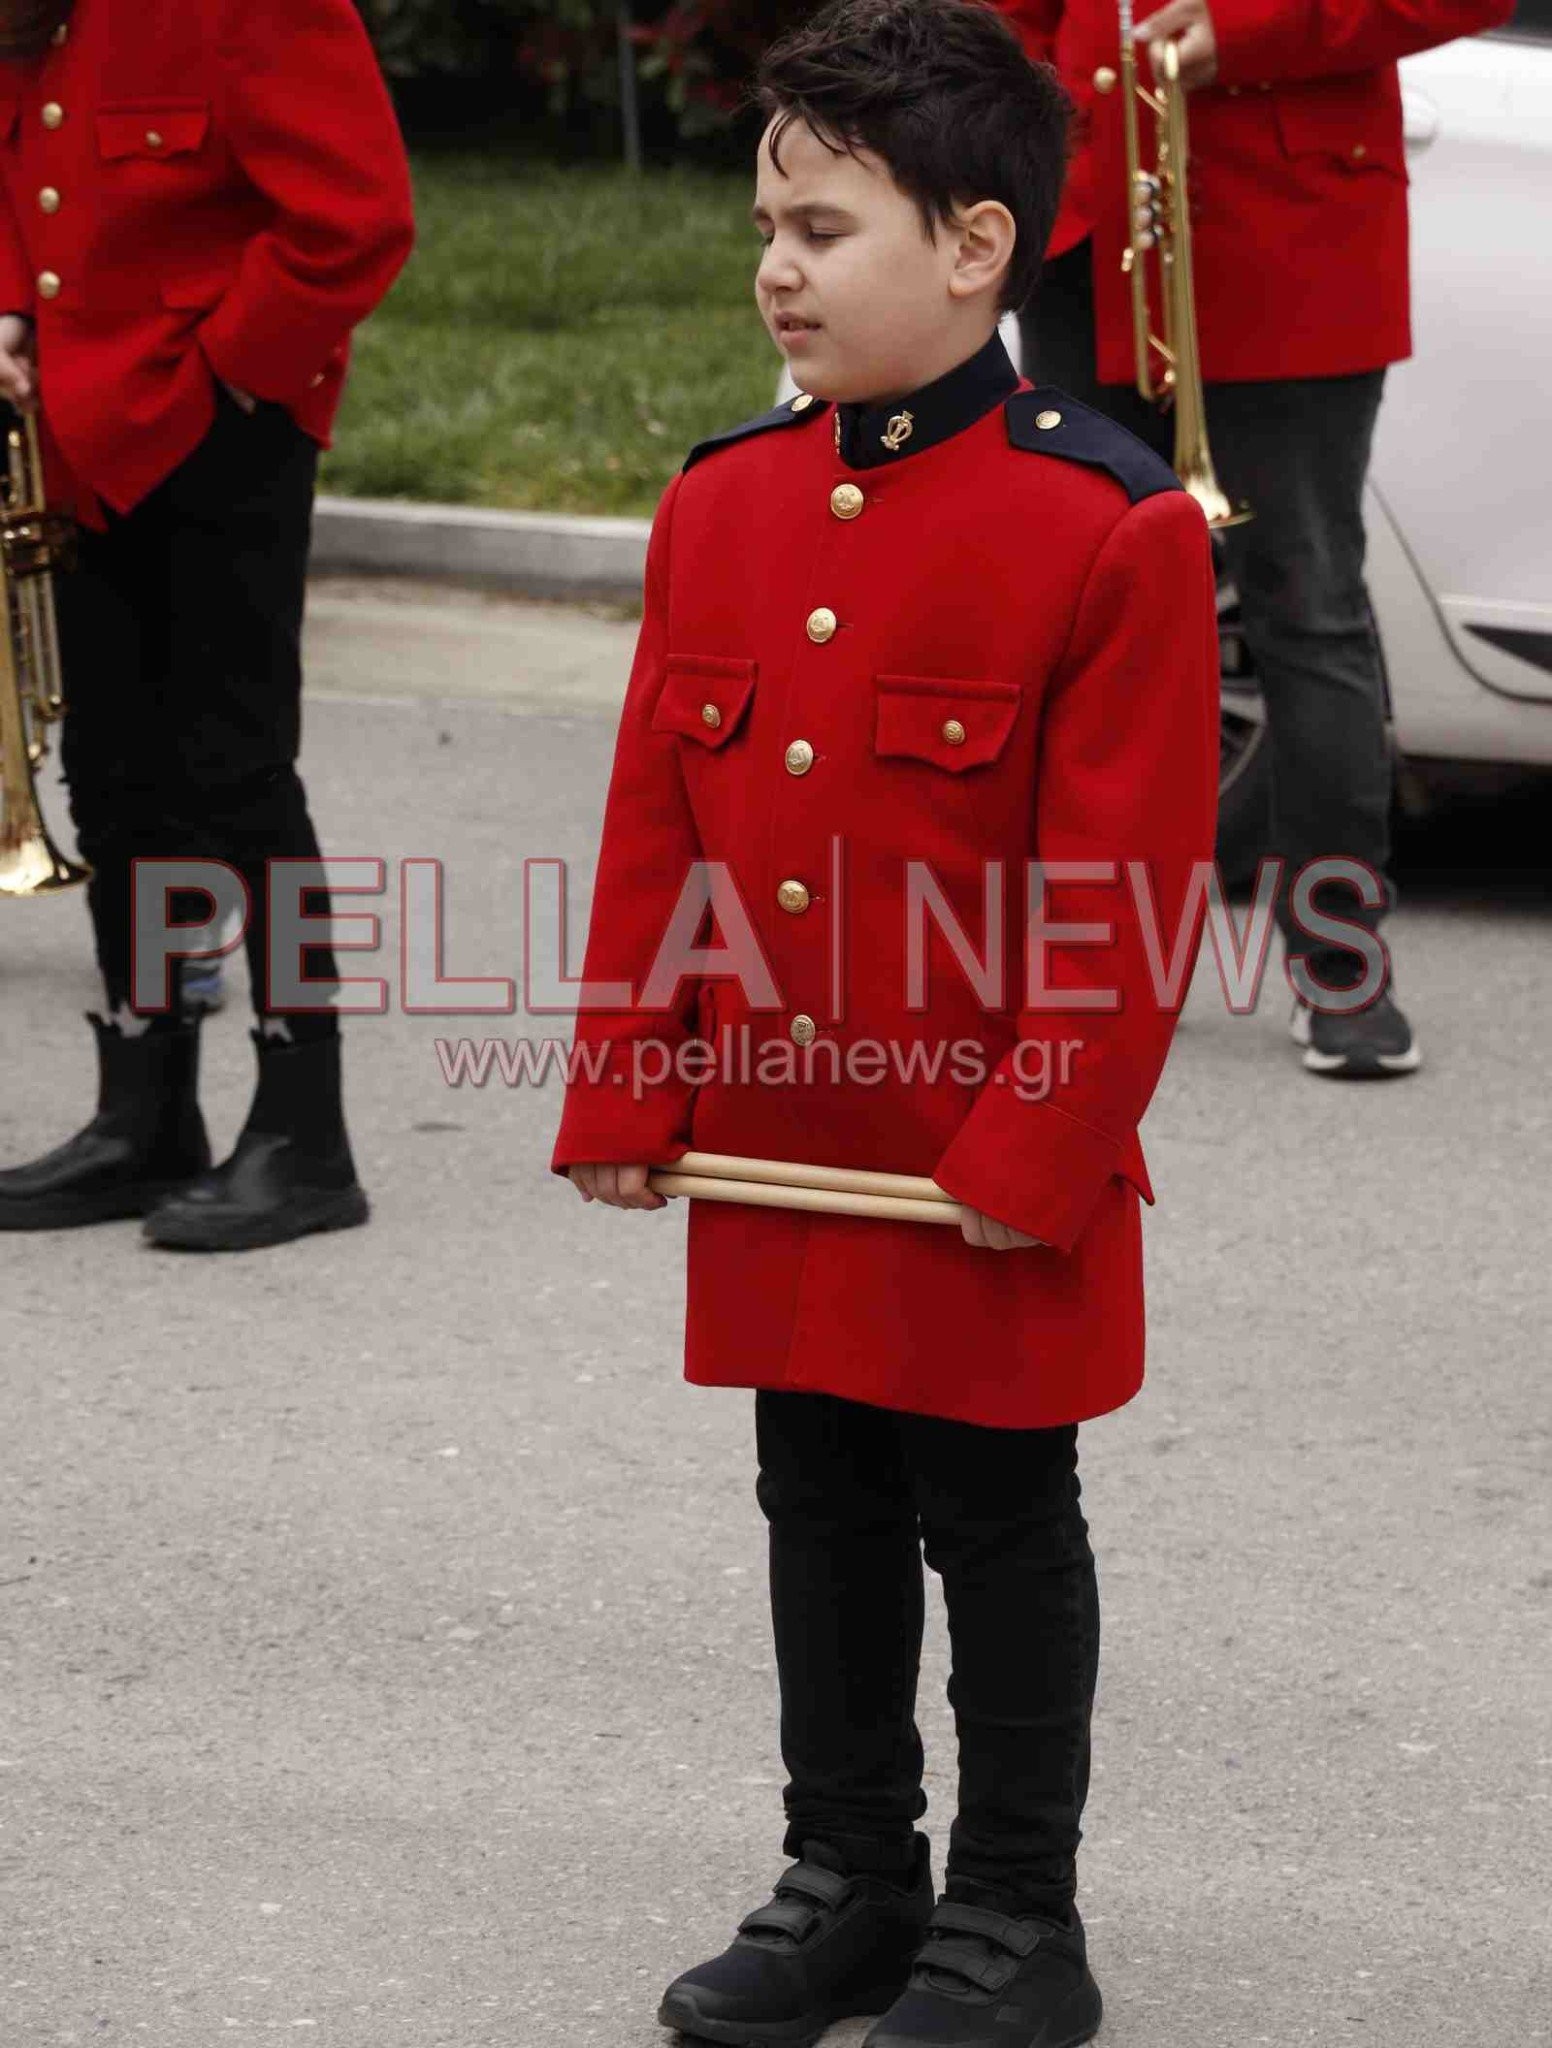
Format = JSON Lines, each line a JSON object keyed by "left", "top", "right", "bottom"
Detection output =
{"left": 0, "top": 814, "right": 91, "bottom": 896}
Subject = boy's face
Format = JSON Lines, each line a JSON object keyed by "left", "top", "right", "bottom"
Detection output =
{"left": 752, "top": 116, "right": 998, "bottom": 403}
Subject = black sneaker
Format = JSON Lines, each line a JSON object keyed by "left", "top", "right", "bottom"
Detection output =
{"left": 862, "top": 1898, "right": 1101, "bottom": 2048}
{"left": 1290, "top": 987, "right": 1422, "bottom": 1077}
{"left": 657, "top": 1834, "right": 935, "bottom": 2047}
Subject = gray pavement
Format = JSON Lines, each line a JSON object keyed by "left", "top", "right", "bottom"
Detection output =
{"left": 2, "top": 579, "right": 1548, "bottom": 2048}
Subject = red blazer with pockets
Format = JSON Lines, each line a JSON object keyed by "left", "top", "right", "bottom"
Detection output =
{"left": 0, "top": 0, "right": 415, "bottom": 519}
{"left": 552, "top": 346, "right": 1221, "bottom": 1430}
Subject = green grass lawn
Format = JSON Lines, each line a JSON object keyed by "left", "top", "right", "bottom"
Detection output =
{"left": 317, "top": 156, "right": 783, "bottom": 518}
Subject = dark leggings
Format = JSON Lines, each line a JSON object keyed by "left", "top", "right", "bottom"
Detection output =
{"left": 756, "top": 1386, "right": 1099, "bottom": 1918}
{"left": 55, "top": 384, "right": 339, "bottom": 1032}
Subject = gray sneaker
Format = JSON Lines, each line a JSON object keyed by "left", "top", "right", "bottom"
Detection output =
{"left": 1290, "top": 988, "right": 1422, "bottom": 1077}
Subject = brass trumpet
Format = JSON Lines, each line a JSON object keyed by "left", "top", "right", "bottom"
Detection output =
{"left": 0, "top": 403, "right": 89, "bottom": 896}
{"left": 1095, "top": 4, "right": 1250, "bottom": 530}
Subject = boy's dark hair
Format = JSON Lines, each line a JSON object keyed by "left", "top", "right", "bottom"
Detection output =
{"left": 754, "top": 0, "right": 1071, "bottom": 315}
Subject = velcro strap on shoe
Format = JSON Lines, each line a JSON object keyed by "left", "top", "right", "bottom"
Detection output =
{"left": 738, "top": 1896, "right": 821, "bottom": 1944}
{"left": 775, "top": 1862, "right": 852, "bottom": 1911}
{"left": 927, "top": 1903, "right": 1040, "bottom": 1958}
{"left": 912, "top": 1902, "right": 1041, "bottom": 1992}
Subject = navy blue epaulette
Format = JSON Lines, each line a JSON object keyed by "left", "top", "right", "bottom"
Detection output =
{"left": 682, "top": 391, "right": 830, "bottom": 474}
{"left": 1004, "top": 386, "right": 1181, "bottom": 504}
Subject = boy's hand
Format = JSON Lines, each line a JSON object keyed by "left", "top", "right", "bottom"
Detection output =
{"left": 1134, "top": 0, "right": 1219, "bottom": 90}
{"left": 567, "top": 1162, "right": 669, "bottom": 1212}
{"left": 960, "top": 1206, "right": 1043, "bottom": 1252}
{"left": 0, "top": 314, "right": 37, "bottom": 411}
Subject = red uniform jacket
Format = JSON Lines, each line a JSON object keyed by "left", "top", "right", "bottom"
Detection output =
{"left": 999, "top": 0, "right": 1513, "bottom": 383}
{"left": 0, "top": 0, "right": 415, "bottom": 518}
{"left": 551, "top": 336, "right": 1220, "bottom": 1430}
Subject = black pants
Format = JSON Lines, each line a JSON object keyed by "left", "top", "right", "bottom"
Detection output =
{"left": 1021, "top": 241, "right": 1396, "bottom": 956}
{"left": 756, "top": 1388, "right": 1099, "bottom": 1920}
{"left": 55, "top": 385, "right": 338, "bottom": 1033}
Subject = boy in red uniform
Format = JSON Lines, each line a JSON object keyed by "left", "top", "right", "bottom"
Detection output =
{"left": 552, "top": 3, "right": 1218, "bottom": 2043}
{"left": 0, "top": 0, "right": 413, "bottom": 1248}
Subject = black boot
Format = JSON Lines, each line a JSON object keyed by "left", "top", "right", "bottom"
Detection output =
{"left": 0, "top": 1014, "right": 210, "bottom": 1230}
{"left": 658, "top": 1834, "right": 936, "bottom": 2047}
{"left": 143, "top": 1028, "right": 369, "bottom": 1252}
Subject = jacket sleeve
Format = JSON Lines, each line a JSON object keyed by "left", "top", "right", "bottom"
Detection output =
{"left": 0, "top": 206, "right": 31, "bottom": 319}
{"left": 0, "top": 87, "right": 32, "bottom": 317}
{"left": 1211, "top": 0, "right": 1515, "bottom": 88}
{"left": 196, "top": 0, "right": 415, "bottom": 404}
{"left": 550, "top": 472, "right": 705, "bottom": 1176}
{"left": 931, "top": 489, "right": 1219, "bottom": 1253}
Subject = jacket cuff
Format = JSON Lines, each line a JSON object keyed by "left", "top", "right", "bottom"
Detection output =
{"left": 196, "top": 272, "right": 381, "bottom": 407}
{"left": 549, "top": 1035, "right": 696, "bottom": 1176}
{"left": 932, "top": 1098, "right": 1125, "bottom": 1255}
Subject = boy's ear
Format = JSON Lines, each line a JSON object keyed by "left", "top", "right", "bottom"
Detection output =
{"left": 947, "top": 199, "right": 1016, "bottom": 304}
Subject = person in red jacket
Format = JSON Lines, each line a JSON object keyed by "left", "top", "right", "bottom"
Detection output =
{"left": 1001, "top": 0, "right": 1511, "bottom": 1077}
{"left": 551, "top": 5, "right": 1218, "bottom": 2043}
{"left": 0, "top": 0, "right": 414, "bottom": 1248}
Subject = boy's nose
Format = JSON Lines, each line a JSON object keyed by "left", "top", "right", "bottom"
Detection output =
{"left": 758, "top": 246, "right": 803, "bottom": 294}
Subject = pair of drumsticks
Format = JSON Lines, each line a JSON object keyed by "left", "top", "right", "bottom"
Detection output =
{"left": 647, "top": 1151, "right": 963, "bottom": 1226}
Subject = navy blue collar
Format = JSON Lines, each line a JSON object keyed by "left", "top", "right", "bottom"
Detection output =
{"left": 832, "top": 330, "right": 1019, "bottom": 470}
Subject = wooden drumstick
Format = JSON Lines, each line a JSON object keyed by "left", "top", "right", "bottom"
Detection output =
{"left": 646, "top": 1169, "right": 964, "bottom": 1227}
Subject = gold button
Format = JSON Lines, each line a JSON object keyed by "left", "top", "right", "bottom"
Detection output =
{"left": 700, "top": 702, "right": 722, "bottom": 729}
{"left": 1351, "top": 143, "right": 1367, "bottom": 160}
{"left": 790, "top": 1014, "right": 817, "bottom": 1047}
{"left": 145, "top": 130, "right": 164, "bottom": 150}
{"left": 784, "top": 739, "right": 814, "bottom": 776}
{"left": 829, "top": 483, "right": 864, "bottom": 521}
{"left": 806, "top": 607, "right": 837, "bottom": 644}
{"left": 309, "top": 372, "right": 325, "bottom": 388}
{"left": 1036, "top": 409, "right": 1062, "bottom": 430}
{"left": 36, "top": 271, "right": 60, "bottom": 300}
{"left": 1093, "top": 66, "right": 1117, "bottom": 93}
{"left": 790, "top": 393, "right": 814, "bottom": 412}
{"left": 41, "top": 102, "right": 64, "bottom": 130}
{"left": 38, "top": 187, "right": 60, "bottom": 214}
{"left": 51, "top": 20, "right": 67, "bottom": 42}
{"left": 777, "top": 880, "right": 811, "bottom": 915}
{"left": 941, "top": 719, "right": 966, "bottom": 746}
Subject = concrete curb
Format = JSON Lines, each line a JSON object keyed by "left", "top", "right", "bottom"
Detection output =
{"left": 310, "top": 495, "right": 650, "bottom": 604}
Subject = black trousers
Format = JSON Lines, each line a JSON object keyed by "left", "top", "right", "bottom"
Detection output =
{"left": 756, "top": 1387, "right": 1099, "bottom": 1920}
{"left": 1021, "top": 241, "right": 1397, "bottom": 956}
{"left": 54, "top": 385, "right": 338, "bottom": 1032}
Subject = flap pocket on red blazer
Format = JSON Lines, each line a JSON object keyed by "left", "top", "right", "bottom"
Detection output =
{"left": 96, "top": 103, "right": 210, "bottom": 162}
{"left": 652, "top": 655, "right": 757, "bottom": 751}
{"left": 1270, "top": 79, "right": 1406, "bottom": 178}
{"left": 874, "top": 674, "right": 1022, "bottom": 772}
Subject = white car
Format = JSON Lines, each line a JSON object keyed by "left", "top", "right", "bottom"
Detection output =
{"left": 774, "top": 7, "right": 1552, "bottom": 878}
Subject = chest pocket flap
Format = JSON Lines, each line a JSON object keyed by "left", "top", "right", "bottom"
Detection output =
{"left": 874, "top": 674, "right": 1022, "bottom": 772}
{"left": 652, "top": 654, "right": 756, "bottom": 751}
{"left": 96, "top": 103, "right": 210, "bottom": 161}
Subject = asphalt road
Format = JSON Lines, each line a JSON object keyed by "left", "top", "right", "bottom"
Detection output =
{"left": 1, "top": 580, "right": 1548, "bottom": 2048}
